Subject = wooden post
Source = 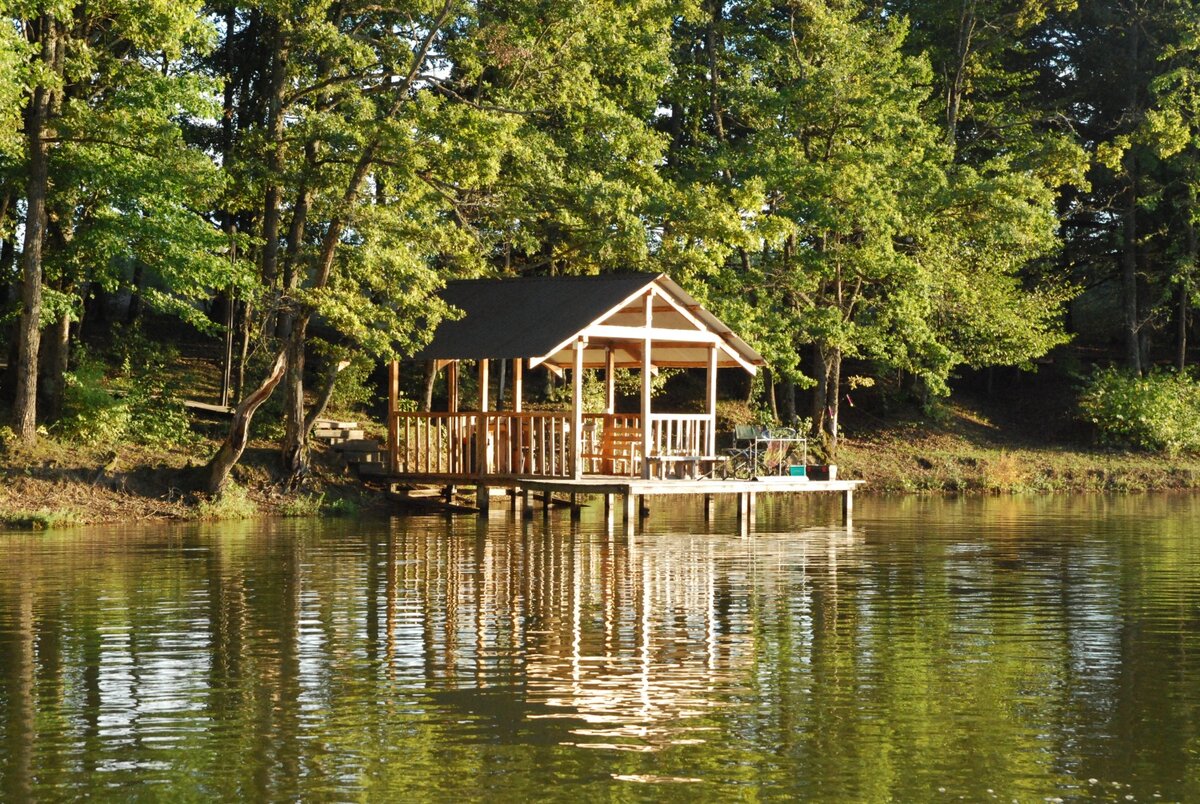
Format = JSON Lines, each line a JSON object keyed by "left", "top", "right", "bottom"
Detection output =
{"left": 623, "top": 492, "right": 636, "bottom": 529}
{"left": 476, "top": 359, "right": 489, "bottom": 478}
{"left": 387, "top": 360, "right": 399, "bottom": 471}
{"left": 843, "top": 487, "right": 854, "bottom": 527}
{"left": 706, "top": 345, "right": 718, "bottom": 456}
{"left": 476, "top": 485, "right": 489, "bottom": 513}
{"left": 570, "top": 492, "right": 581, "bottom": 520}
{"left": 641, "top": 291, "right": 653, "bottom": 479}
{"left": 447, "top": 361, "right": 459, "bottom": 413}
{"left": 703, "top": 494, "right": 712, "bottom": 521}
{"left": 512, "top": 358, "right": 523, "bottom": 412}
{"left": 572, "top": 338, "right": 584, "bottom": 480}
{"left": 521, "top": 489, "right": 533, "bottom": 520}
{"left": 605, "top": 347, "right": 616, "bottom": 414}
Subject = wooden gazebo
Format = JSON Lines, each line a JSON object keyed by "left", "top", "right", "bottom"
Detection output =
{"left": 386, "top": 273, "right": 765, "bottom": 484}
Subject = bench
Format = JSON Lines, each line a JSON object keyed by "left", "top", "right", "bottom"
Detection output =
{"left": 581, "top": 424, "right": 643, "bottom": 476}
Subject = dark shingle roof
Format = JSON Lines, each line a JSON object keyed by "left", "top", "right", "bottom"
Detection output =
{"left": 413, "top": 274, "right": 659, "bottom": 360}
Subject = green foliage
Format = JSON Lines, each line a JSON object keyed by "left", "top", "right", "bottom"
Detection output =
{"left": 56, "top": 336, "right": 197, "bottom": 449}
{"left": 1079, "top": 368, "right": 1200, "bottom": 455}
{"left": 0, "top": 508, "right": 82, "bottom": 531}
{"left": 193, "top": 482, "right": 257, "bottom": 521}
{"left": 310, "top": 341, "right": 377, "bottom": 414}
{"left": 279, "top": 493, "right": 324, "bottom": 518}
{"left": 323, "top": 497, "right": 359, "bottom": 517}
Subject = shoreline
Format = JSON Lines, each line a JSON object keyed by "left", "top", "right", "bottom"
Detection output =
{"left": 2, "top": 432, "right": 1198, "bottom": 531}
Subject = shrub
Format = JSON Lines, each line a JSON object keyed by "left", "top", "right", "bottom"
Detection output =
{"left": 1078, "top": 367, "right": 1200, "bottom": 455}
{"left": 194, "top": 483, "right": 258, "bottom": 520}
{"left": 57, "top": 341, "right": 197, "bottom": 449}
{"left": 280, "top": 493, "right": 325, "bottom": 517}
{"left": 324, "top": 497, "right": 359, "bottom": 517}
{"left": 0, "top": 508, "right": 82, "bottom": 530}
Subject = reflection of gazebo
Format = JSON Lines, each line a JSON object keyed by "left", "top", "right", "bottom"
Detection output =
{"left": 386, "top": 273, "right": 766, "bottom": 483}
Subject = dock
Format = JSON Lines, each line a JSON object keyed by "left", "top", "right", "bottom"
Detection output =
{"left": 485, "top": 476, "right": 863, "bottom": 534}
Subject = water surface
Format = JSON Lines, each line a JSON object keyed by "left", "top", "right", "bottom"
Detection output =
{"left": 1, "top": 494, "right": 1198, "bottom": 800}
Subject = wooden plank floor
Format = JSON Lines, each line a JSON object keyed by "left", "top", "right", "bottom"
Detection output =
{"left": 516, "top": 477, "right": 863, "bottom": 496}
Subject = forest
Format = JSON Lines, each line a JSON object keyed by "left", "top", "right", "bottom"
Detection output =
{"left": 2, "top": 0, "right": 1200, "bottom": 499}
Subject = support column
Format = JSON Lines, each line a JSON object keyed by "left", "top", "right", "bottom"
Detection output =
{"left": 706, "top": 345, "right": 718, "bottom": 456}
{"left": 703, "top": 494, "right": 713, "bottom": 521}
{"left": 570, "top": 493, "right": 581, "bottom": 521}
{"left": 521, "top": 489, "right": 533, "bottom": 520}
{"left": 572, "top": 338, "right": 584, "bottom": 480}
{"left": 623, "top": 492, "right": 636, "bottom": 529}
{"left": 447, "top": 361, "right": 459, "bottom": 413}
{"left": 605, "top": 347, "right": 616, "bottom": 414}
{"left": 387, "top": 360, "right": 399, "bottom": 471}
{"left": 476, "top": 485, "right": 489, "bottom": 513}
{"left": 641, "top": 291, "right": 653, "bottom": 478}
{"left": 476, "top": 359, "right": 489, "bottom": 479}
{"left": 512, "top": 358, "right": 523, "bottom": 412}
{"left": 842, "top": 488, "right": 854, "bottom": 527}
{"left": 737, "top": 492, "right": 750, "bottom": 535}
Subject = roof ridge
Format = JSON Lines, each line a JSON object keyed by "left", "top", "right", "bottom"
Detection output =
{"left": 444, "top": 272, "right": 660, "bottom": 285}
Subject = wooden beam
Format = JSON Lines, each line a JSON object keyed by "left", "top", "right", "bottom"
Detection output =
{"left": 572, "top": 339, "right": 584, "bottom": 480}
{"left": 447, "top": 360, "right": 458, "bottom": 413}
{"left": 582, "top": 323, "right": 721, "bottom": 344}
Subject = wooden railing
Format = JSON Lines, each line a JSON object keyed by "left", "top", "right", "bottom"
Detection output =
{"left": 390, "top": 411, "right": 715, "bottom": 479}
{"left": 391, "top": 412, "right": 572, "bottom": 478}
{"left": 650, "top": 414, "right": 712, "bottom": 457}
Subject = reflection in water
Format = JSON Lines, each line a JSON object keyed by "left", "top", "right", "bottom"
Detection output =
{"left": 0, "top": 495, "right": 1197, "bottom": 799}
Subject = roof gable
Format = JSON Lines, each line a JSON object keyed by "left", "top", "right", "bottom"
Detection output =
{"left": 411, "top": 273, "right": 765, "bottom": 371}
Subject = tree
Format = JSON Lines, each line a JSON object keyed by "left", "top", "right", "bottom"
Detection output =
{"left": 658, "top": 0, "right": 1077, "bottom": 453}
{"left": 5, "top": 0, "right": 229, "bottom": 444}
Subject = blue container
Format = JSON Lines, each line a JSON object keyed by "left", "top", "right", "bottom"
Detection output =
{"left": 788, "top": 465, "right": 806, "bottom": 477}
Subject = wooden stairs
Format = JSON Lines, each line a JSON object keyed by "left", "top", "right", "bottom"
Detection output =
{"left": 311, "top": 419, "right": 389, "bottom": 481}
{"left": 310, "top": 418, "right": 483, "bottom": 514}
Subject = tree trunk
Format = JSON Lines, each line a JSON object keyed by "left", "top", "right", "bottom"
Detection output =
{"left": 302, "top": 360, "right": 350, "bottom": 435}
{"left": 1180, "top": 204, "right": 1195, "bottom": 371}
{"left": 127, "top": 262, "right": 144, "bottom": 324}
{"left": 204, "top": 349, "right": 288, "bottom": 495}
{"left": 809, "top": 344, "right": 841, "bottom": 455}
{"left": 261, "top": 25, "right": 287, "bottom": 287}
{"left": 810, "top": 344, "right": 829, "bottom": 440}
{"left": 422, "top": 361, "right": 436, "bottom": 411}
{"left": 825, "top": 348, "right": 842, "bottom": 454}
{"left": 279, "top": 329, "right": 308, "bottom": 481}
{"left": 781, "top": 377, "right": 796, "bottom": 427}
{"left": 13, "top": 15, "right": 57, "bottom": 445}
{"left": 945, "top": 0, "right": 976, "bottom": 144}
{"left": 39, "top": 312, "right": 70, "bottom": 420}
{"left": 1122, "top": 16, "right": 1142, "bottom": 375}
{"left": 234, "top": 298, "right": 251, "bottom": 403}
{"left": 278, "top": 149, "right": 316, "bottom": 481}
{"left": 763, "top": 367, "right": 778, "bottom": 423}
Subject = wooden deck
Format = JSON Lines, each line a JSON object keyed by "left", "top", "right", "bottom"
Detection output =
{"left": 490, "top": 475, "right": 863, "bottom": 534}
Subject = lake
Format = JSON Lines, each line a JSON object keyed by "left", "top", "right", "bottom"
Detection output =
{"left": 1, "top": 494, "right": 1198, "bottom": 801}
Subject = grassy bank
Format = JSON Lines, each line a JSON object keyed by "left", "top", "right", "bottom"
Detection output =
{"left": 837, "top": 400, "right": 1200, "bottom": 493}
{"left": 0, "top": 435, "right": 381, "bottom": 530}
